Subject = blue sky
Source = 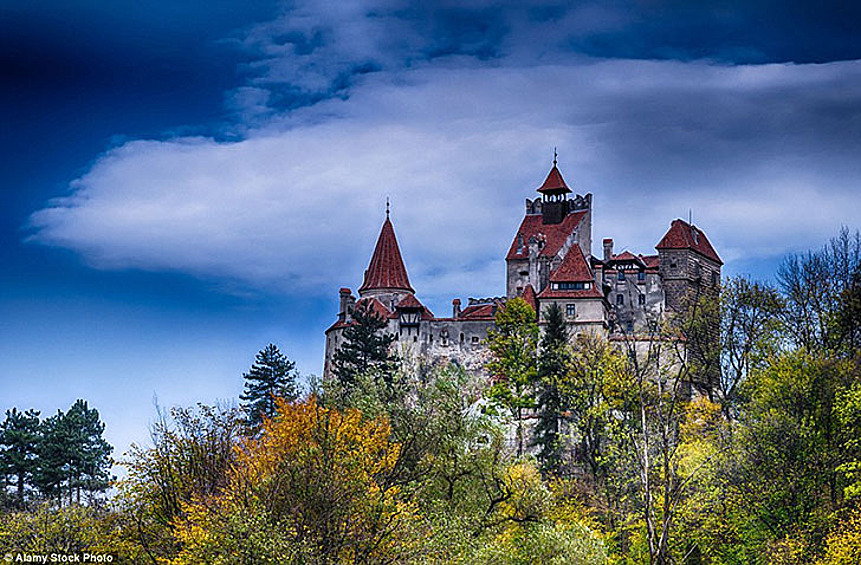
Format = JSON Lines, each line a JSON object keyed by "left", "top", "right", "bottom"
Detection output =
{"left": 3, "top": 0, "right": 861, "bottom": 460}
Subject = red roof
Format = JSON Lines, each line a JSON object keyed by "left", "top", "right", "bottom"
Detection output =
{"left": 641, "top": 254, "right": 660, "bottom": 268}
{"left": 520, "top": 284, "right": 538, "bottom": 313}
{"left": 537, "top": 287, "right": 604, "bottom": 300}
{"left": 550, "top": 245, "right": 593, "bottom": 282}
{"left": 506, "top": 210, "right": 587, "bottom": 261}
{"left": 359, "top": 218, "right": 415, "bottom": 293}
{"left": 612, "top": 250, "right": 640, "bottom": 263}
{"left": 656, "top": 220, "right": 722, "bottom": 265}
{"left": 537, "top": 165, "right": 572, "bottom": 195}
{"left": 459, "top": 303, "right": 496, "bottom": 320}
{"left": 356, "top": 296, "right": 395, "bottom": 319}
{"left": 396, "top": 294, "right": 434, "bottom": 319}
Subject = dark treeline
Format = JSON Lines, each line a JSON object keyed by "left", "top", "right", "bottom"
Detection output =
{"left": 1, "top": 229, "right": 860, "bottom": 564}
{"left": 0, "top": 399, "right": 112, "bottom": 508}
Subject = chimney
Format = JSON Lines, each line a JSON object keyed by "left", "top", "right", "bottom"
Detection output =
{"left": 339, "top": 288, "right": 354, "bottom": 321}
{"left": 452, "top": 299, "right": 461, "bottom": 320}
{"left": 603, "top": 238, "right": 614, "bottom": 262}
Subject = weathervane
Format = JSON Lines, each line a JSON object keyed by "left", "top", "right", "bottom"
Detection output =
{"left": 553, "top": 147, "right": 558, "bottom": 166}
{"left": 386, "top": 197, "right": 390, "bottom": 220}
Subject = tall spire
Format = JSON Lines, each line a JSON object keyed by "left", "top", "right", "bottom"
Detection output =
{"left": 358, "top": 211, "right": 414, "bottom": 295}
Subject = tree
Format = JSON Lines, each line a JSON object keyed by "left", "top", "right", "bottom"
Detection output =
{"left": 34, "top": 400, "right": 113, "bottom": 506}
{"left": 331, "top": 301, "right": 398, "bottom": 390}
{"left": 120, "top": 403, "right": 244, "bottom": 562}
{"left": 718, "top": 276, "right": 783, "bottom": 416}
{"left": 778, "top": 227, "right": 861, "bottom": 353}
{"left": 487, "top": 297, "right": 539, "bottom": 458}
{"left": 0, "top": 408, "right": 41, "bottom": 507}
{"left": 533, "top": 303, "right": 569, "bottom": 474}
{"left": 172, "top": 397, "right": 423, "bottom": 565}
{"left": 240, "top": 343, "right": 298, "bottom": 427}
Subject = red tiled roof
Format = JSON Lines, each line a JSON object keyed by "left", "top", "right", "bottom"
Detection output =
{"left": 641, "top": 254, "right": 660, "bottom": 268}
{"left": 396, "top": 294, "right": 434, "bottom": 319}
{"left": 506, "top": 210, "right": 587, "bottom": 260}
{"left": 396, "top": 294, "right": 422, "bottom": 309}
{"left": 356, "top": 296, "right": 395, "bottom": 319}
{"left": 520, "top": 284, "right": 538, "bottom": 313}
{"left": 537, "top": 165, "right": 572, "bottom": 195}
{"left": 656, "top": 219, "right": 723, "bottom": 265}
{"left": 359, "top": 218, "right": 415, "bottom": 293}
{"left": 459, "top": 303, "right": 496, "bottom": 320}
{"left": 537, "top": 286, "right": 604, "bottom": 299}
{"left": 612, "top": 250, "right": 640, "bottom": 263}
{"left": 550, "top": 245, "right": 593, "bottom": 282}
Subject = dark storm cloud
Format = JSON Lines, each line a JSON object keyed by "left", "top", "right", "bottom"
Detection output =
{"left": 237, "top": 0, "right": 861, "bottom": 116}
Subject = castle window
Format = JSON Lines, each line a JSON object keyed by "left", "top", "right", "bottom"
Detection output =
{"left": 558, "top": 282, "right": 590, "bottom": 290}
{"left": 616, "top": 294, "right": 624, "bottom": 305}
{"left": 637, "top": 271, "right": 645, "bottom": 282}
{"left": 566, "top": 304, "right": 576, "bottom": 317}
{"left": 471, "top": 336, "right": 479, "bottom": 344}
{"left": 460, "top": 332, "right": 465, "bottom": 343}
{"left": 670, "top": 262, "right": 677, "bottom": 269}
{"left": 617, "top": 271, "right": 625, "bottom": 281}
{"left": 638, "top": 295, "right": 645, "bottom": 305}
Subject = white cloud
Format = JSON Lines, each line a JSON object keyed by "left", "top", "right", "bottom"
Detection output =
{"left": 28, "top": 58, "right": 861, "bottom": 310}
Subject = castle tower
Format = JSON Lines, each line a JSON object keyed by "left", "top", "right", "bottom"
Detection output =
{"left": 655, "top": 219, "right": 722, "bottom": 314}
{"left": 536, "top": 153, "right": 572, "bottom": 225}
{"left": 506, "top": 156, "right": 593, "bottom": 298}
{"left": 358, "top": 210, "right": 415, "bottom": 311}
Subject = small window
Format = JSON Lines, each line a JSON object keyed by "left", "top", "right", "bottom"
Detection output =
{"left": 566, "top": 304, "right": 576, "bottom": 317}
{"left": 617, "top": 271, "right": 625, "bottom": 281}
{"left": 616, "top": 294, "right": 624, "bottom": 305}
{"left": 460, "top": 333, "right": 465, "bottom": 343}
{"left": 626, "top": 321, "right": 634, "bottom": 333}
{"left": 638, "top": 295, "right": 645, "bottom": 305}
{"left": 471, "top": 336, "right": 479, "bottom": 344}
{"left": 712, "top": 271, "right": 719, "bottom": 286}
{"left": 637, "top": 271, "right": 645, "bottom": 282}
{"left": 670, "top": 262, "right": 677, "bottom": 269}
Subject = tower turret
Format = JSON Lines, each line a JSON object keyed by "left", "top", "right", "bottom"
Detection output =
{"left": 358, "top": 207, "right": 415, "bottom": 309}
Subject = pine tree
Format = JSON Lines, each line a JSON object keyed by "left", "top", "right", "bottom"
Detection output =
{"left": 332, "top": 302, "right": 398, "bottom": 390}
{"left": 0, "top": 407, "right": 41, "bottom": 507}
{"left": 240, "top": 344, "right": 299, "bottom": 427}
{"left": 34, "top": 400, "right": 113, "bottom": 505}
{"left": 533, "top": 302, "right": 570, "bottom": 474}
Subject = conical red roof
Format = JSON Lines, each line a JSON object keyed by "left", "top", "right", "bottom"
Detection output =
{"left": 537, "top": 165, "right": 571, "bottom": 195}
{"left": 359, "top": 218, "right": 415, "bottom": 293}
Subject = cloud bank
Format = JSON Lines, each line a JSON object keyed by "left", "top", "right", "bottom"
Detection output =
{"left": 27, "top": 1, "right": 861, "bottom": 308}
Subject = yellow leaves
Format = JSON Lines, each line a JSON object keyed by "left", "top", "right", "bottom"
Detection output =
{"left": 168, "top": 396, "right": 423, "bottom": 564}
{"left": 818, "top": 510, "right": 861, "bottom": 565}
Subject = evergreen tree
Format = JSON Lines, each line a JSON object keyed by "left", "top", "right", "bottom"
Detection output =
{"left": 533, "top": 302, "right": 569, "bottom": 474}
{"left": 0, "top": 407, "right": 41, "bottom": 507}
{"left": 34, "top": 400, "right": 113, "bottom": 505}
{"left": 240, "top": 344, "right": 299, "bottom": 427}
{"left": 332, "top": 302, "right": 398, "bottom": 390}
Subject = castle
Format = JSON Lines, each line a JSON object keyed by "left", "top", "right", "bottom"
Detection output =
{"left": 324, "top": 157, "right": 721, "bottom": 376}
